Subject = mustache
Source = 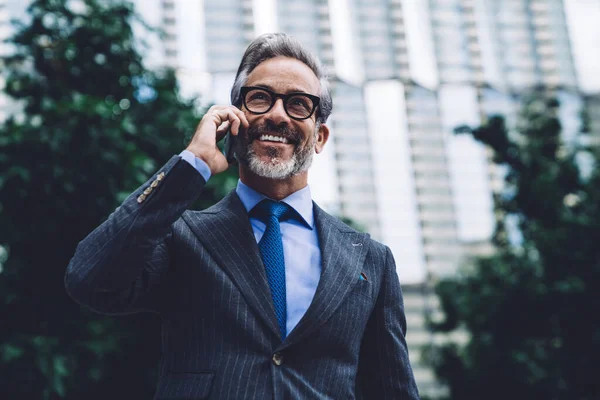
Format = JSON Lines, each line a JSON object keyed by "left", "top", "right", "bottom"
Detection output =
{"left": 246, "top": 121, "right": 301, "bottom": 145}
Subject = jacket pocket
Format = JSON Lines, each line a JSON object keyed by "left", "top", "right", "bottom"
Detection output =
{"left": 351, "top": 279, "right": 374, "bottom": 299}
{"left": 154, "top": 371, "right": 215, "bottom": 400}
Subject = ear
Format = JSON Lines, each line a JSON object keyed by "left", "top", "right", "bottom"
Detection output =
{"left": 314, "top": 123, "right": 330, "bottom": 154}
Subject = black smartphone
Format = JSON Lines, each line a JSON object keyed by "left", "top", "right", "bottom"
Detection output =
{"left": 222, "top": 129, "right": 237, "bottom": 164}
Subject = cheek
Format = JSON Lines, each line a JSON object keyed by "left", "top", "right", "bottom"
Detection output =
{"left": 300, "top": 124, "right": 317, "bottom": 142}
{"left": 245, "top": 117, "right": 260, "bottom": 133}
{"left": 246, "top": 113, "right": 260, "bottom": 124}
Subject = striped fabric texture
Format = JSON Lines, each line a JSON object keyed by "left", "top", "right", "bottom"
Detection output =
{"left": 65, "top": 156, "right": 420, "bottom": 400}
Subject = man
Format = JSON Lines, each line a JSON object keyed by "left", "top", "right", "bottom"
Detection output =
{"left": 65, "top": 33, "right": 419, "bottom": 399}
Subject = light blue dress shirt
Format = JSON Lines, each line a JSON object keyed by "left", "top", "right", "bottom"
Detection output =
{"left": 179, "top": 150, "right": 322, "bottom": 335}
{"left": 180, "top": 150, "right": 213, "bottom": 182}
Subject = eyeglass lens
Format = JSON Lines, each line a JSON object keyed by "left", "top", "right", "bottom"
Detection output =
{"left": 245, "top": 88, "right": 315, "bottom": 119}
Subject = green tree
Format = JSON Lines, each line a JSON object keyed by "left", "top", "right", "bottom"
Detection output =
{"left": 423, "top": 94, "right": 600, "bottom": 399}
{"left": 0, "top": 0, "right": 237, "bottom": 398}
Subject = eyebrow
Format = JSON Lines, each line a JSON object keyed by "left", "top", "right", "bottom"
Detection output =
{"left": 252, "top": 84, "right": 311, "bottom": 94}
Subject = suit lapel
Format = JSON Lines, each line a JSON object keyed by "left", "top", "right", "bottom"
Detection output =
{"left": 281, "top": 202, "right": 370, "bottom": 349}
{"left": 181, "top": 191, "right": 281, "bottom": 339}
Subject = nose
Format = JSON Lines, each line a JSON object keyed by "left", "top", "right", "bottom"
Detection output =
{"left": 266, "top": 98, "right": 291, "bottom": 126}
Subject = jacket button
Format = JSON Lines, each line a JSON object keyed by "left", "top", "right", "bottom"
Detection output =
{"left": 272, "top": 352, "right": 283, "bottom": 366}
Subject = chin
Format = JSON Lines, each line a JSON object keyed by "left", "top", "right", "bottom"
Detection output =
{"left": 240, "top": 143, "right": 315, "bottom": 180}
{"left": 248, "top": 156, "right": 298, "bottom": 179}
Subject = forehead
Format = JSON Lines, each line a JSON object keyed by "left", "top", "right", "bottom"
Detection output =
{"left": 245, "top": 56, "right": 321, "bottom": 95}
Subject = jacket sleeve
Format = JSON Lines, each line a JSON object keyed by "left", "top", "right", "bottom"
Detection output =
{"left": 356, "top": 245, "right": 420, "bottom": 399}
{"left": 64, "top": 155, "right": 206, "bottom": 315}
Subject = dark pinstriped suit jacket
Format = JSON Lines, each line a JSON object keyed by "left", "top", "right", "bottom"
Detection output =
{"left": 65, "top": 155, "right": 419, "bottom": 399}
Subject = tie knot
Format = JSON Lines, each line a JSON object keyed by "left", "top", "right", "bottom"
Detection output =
{"left": 253, "top": 199, "right": 293, "bottom": 222}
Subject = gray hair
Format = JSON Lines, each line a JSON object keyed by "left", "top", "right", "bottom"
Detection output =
{"left": 230, "top": 33, "right": 332, "bottom": 124}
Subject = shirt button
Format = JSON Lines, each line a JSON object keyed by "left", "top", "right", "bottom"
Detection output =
{"left": 272, "top": 352, "right": 283, "bottom": 366}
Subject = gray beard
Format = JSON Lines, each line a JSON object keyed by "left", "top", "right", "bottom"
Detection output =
{"left": 239, "top": 137, "right": 316, "bottom": 180}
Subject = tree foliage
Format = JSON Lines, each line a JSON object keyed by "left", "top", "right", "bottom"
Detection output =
{"left": 0, "top": 0, "right": 237, "bottom": 398}
{"left": 424, "top": 94, "right": 600, "bottom": 399}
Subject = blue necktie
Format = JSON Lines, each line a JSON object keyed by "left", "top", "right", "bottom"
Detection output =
{"left": 253, "top": 199, "right": 293, "bottom": 340}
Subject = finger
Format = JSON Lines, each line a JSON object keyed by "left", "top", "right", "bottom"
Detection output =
{"left": 209, "top": 106, "right": 248, "bottom": 131}
{"left": 231, "top": 118, "right": 241, "bottom": 135}
{"left": 216, "top": 120, "right": 230, "bottom": 135}
{"left": 210, "top": 108, "right": 239, "bottom": 128}
{"left": 231, "top": 107, "right": 249, "bottom": 131}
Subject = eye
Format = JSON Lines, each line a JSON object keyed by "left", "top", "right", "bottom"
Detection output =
{"left": 245, "top": 89, "right": 273, "bottom": 111}
{"left": 248, "top": 91, "right": 270, "bottom": 101}
{"left": 288, "top": 96, "right": 311, "bottom": 110}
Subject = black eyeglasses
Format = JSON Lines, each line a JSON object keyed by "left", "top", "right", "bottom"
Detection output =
{"left": 240, "top": 86, "right": 321, "bottom": 120}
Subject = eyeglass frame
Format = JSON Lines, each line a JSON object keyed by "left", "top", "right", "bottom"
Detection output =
{"left": 240, "top": 86, "right": 321, "bottom": 121}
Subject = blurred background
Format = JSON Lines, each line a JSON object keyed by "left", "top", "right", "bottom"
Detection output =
{"left": 0, "top": 0, "right": 599, "bottom": 399}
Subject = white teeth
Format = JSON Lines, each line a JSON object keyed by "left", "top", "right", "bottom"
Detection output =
{"left": 259, "top": 135, "right": 289, "bottom": 144}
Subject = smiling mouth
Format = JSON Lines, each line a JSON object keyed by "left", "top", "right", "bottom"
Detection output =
{"left": 257, "top": 134, "right": 293, "bottom": 144}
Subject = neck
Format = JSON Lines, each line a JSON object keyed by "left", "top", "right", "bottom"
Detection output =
{"left": 239, "top": 166, "right": 308, "bottom": 200}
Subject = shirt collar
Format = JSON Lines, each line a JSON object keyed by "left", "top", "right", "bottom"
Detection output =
{"left": 236, "top": 179, "right": 314, "bottom": 229}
